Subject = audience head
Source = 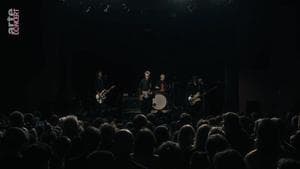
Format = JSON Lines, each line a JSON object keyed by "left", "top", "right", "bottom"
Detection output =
{"left": 9, "top": 111, "right": 24, "bottom": 128}
{"left": 61, "top": 115, "right": 80, "bottom": 139}
{"left": 48, "top": 114, "right": 59, "bottom": 126}
{"left": 24, "top": 113, "right": 35, "bottom": 128}
{"left": 272, "top": 117, "right": 288, "bottom": 141}
{"left": 205, "top": 134, "right": 230, "bottom": 160}
{"left": 194, "top": 124, "right": 211, "bottom": 151}
{"left": 196, "top": 119, "right": 208, "bottom": 128}
{"left": 223, "top": 112, "right": 241, "bottom": 133}
{"left": 82, "top": 126, "right": 101, "bottom": 152}
{"left": 278, "top": 158, "right": 300, "bottom": 169}
{"left": 92, "top": 117, "right": 104, "bottom": 128}
{"left": 158, "top": 141, "right": 183, "bottom": 169}
{"left": 99, "top": 123, "right": 115, "bottom": 150}
{"left": 208, "top": 117, "right": 218, "bottom": 126}
{"left": 290, "top": 115, "right": 299, "bottom": 132}
{"left": 290, "top": 130, "right": 300, "bottom": 159}
{"left": 154, "top": 125, "right": 170, "bottom": 147}
{"left": 147, "top": 112, "right": 156, "bottom": 124}
{"left": 134, "top": 128, "right": 156, "bottom": 156}
{"left": 239, "top": 115, "right": 253, "bottom": 134}
{"left": 208, "top": 126, "right": 225, "bottom": 136}
{"left": 213, "top": 149, "right": 246, "bottom": 169}
{"left": 2, "top": 127, "right": 28, "bottom": 154}
{"left": 255, "top": 118, "right": 280, "bottom": 150}
{"left": 178, "top": 124, "right": 195, "bottom": 150}
{"left": 179, "top": 113, "right": 192, "bottom": 126}
{"left": 125, "top": 121, "right": 133, "bottom": 130}
{"left": 133, "top": 114, "right": 148, "bottom": 131}
{"left": 113, "top": 129, "right": 134, "bottom": 157}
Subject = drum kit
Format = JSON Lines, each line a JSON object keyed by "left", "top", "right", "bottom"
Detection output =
{"left": 152, "top": 92, "right": 168, "bottom": 111}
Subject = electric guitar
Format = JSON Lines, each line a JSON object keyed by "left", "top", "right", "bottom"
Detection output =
{"left": 188, "top": 86, "right": 218, "bottom": 106}
{"left": 139, "top": 90, "right": 153, "bottom": 101}
{"left": 96, "top": 85, "right": 116, "bottom": 104}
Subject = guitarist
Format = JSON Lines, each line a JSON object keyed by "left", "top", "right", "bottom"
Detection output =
{"left": 95, "top": 70, "right": 105, "bottom": 94}
{"left": 138, "top": 70, "right": 153, "bottom": 114}
{"left": 95, "top": 70, "right": 111, "bottom": 116}
{"left": 187, "top": 76, "right": 205, "bottom": 118}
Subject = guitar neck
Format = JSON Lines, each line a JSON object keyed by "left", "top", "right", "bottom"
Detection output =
{"left": 107, "top": 85, "right": 115, "bottom": 92}
{"left": 201, "top": 86, "right": 218, "bottom": 96}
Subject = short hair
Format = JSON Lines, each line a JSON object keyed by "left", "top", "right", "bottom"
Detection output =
{"left": 133, "top": 114, "right": 148, "bottom": 130}
{"left": 144, "top": 70, "right": 151, "bottom": 75}
{"left": 154, "top": 125, "right": 170, "bottom": 147}
{"left": 61, "top": 115, "right": 80, "bottom": 138}
{"left": 208, "top": 127, "right": 225, "bottom": 136}
{"left": 9, "top": 111, "right": 24, "bottom": 127}
{"left": 24, "top": 113, "right": 35, "bottom": 127}
{"left": 290, "top": 130, "right": 300, "bottom": 150}
{"left": 134, "top": 128, "right": 156, "bottom": 155}
{"left": 158, "top": 141, "right": 183, "bottom": 169}
{"left": 177, "top": 124, "right": 195, "bottom": 149}
{"left": 2, "top": 127, "right": 28, "bottom": 152}
{"left": 223, "top": 112, "right": 240, "bottom": 130}
{"left": 113, "top": 129, "right": 134, "bottom": 155}
{"left": 213, "top": 149, "right": 246, "bottom": 169}
{"left": 278, "top": 158, "right": 300, "bottom": 169}
{"left": 194, "top": 124, "right": 211, "bottom": 151}
{"left": 206, "top": 134, "right": 230, "bottom": 159}
{"left": 255, "top": 118, "right": 280, "bottom": 149}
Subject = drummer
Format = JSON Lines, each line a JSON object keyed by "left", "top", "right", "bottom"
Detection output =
{"left": 153, "top": 73, "right": 170, "bottom": 111}
{"left": 155, "top": 73, "right": 169, "bottom": 94}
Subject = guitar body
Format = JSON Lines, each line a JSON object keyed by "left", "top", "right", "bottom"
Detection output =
{"left": 190, "top": 98, "right": 201, "bottom": 106}
{"left": 139, "top": 90, "right": 152, "bottom": 101}
{"left": 188, "top": 92, "right": 202, "bottom": 106}
{"left": 187, "top": 86, "right": 218, "bottom": 106}
{"left": 96, "top": 85, "right": 116, "bottom": 104}
{"left": 96, "top": 91, "right": 106, "bottom": 104}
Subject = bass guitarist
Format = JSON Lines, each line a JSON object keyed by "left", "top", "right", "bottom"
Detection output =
{"left": 187, "top": 76, "right": 206, "bottom": 118}
{"left": 95, "top": 70, "right": 115, "bottom": 116}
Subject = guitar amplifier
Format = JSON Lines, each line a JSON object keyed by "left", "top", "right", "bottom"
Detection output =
{"left": 121, "top": 93, "right": 141, "bottom": 114}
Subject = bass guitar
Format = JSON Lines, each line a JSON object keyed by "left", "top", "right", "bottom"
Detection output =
{"left": 96, "top": 85, "right": 116, "bottom": 104}
{"left": 188, "top": 86, "right": 218, "bottom": 106}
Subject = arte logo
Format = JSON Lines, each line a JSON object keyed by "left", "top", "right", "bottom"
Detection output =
{"left": 7, "top": 8, "right": 20, "bottom": 35}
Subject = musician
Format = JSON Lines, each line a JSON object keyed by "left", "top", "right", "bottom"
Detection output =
{"left": 138, "top": 70, "right": 153, "bottom": 114}
{"left": 95, "top": 70, "right": 105, "bottom": 94}
{"left": 187, "top": 76, "right": 205, "bottom": 118}
{"left": 155, "top": 73, "right": 169, "bottom": 93}
{"left": 95, "top": 70, "right": 110, "bottom": 116}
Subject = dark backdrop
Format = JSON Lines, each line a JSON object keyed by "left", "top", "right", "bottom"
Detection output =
{"left": 3, "top": 0, "right": 299, "bottom": 114}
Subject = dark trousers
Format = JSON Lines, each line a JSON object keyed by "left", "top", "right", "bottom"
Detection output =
{"left": 140, "top": 98, "right": 152, "bottom": 114}
{"left": 94, "top": 102, "right": 107, "bottom": 117}
{"left": 189, "top": 101, "right": 205, "bottom": 120}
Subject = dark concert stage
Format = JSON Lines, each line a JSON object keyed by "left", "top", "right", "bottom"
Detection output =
{"left": 3, "top": 0, "right": 300, "bottom": 115}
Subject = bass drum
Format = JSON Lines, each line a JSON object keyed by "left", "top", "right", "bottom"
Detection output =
{"left": 152, "top": 93, "right": 167, "bottom": 110}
